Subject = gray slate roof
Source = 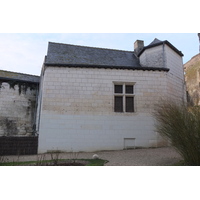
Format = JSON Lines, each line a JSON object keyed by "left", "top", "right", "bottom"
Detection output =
{"left": 149, "top": 38, "right": 162, "bottom": 45}
{"left": 45, "top": 42, "right": 141, "bottom": 69}
{"left": 0, "top": 70, "right": 40, "bottom": 83}
{"left": 138, "top": 38, "right": 184, "bottom": 57}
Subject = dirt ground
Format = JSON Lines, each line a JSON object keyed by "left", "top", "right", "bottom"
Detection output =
{"left": 4, "top": 146, "right": 182, "bottom": 166}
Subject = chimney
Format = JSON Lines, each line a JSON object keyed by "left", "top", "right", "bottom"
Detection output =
{"left": 134, "top": 40, "right": 144, "bottom": 55}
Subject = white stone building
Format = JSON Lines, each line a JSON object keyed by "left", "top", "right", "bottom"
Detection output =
{"left": 36, "top": 38, "right": 186, "bottom": 153}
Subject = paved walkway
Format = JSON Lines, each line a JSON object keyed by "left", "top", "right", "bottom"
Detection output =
{"left": 4, "top": 147, "right": 182, "bottom": 166}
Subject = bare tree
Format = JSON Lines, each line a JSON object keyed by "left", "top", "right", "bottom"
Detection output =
{"left": 198, "top": 33, "right": 200, "bottom": 53}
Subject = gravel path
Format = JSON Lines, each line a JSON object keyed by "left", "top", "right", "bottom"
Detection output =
{"left": 4, "top": 147, "right": 182, "bottom": 166}
{"left": 101, "top": 147, "right": 182, "bottom": 166}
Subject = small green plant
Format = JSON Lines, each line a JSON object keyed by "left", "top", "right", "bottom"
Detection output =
{"left": 50, "top": 153, "right": 61, "bottom": 165}
{"left": 154, "top": 101, "right": 200, "bottom": 166}
{"left": 0, "top": 155, "right": 8, "bottom": 165}
{"left": 36, "top": 154, "right": 47, "bottom": 166}
{"left": 69, "top": 150, "right": 79, "bottom": 164}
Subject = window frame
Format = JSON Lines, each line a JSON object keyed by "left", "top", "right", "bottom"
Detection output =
{"left": 113, "top": 82, "right": 135, "bottom": 113}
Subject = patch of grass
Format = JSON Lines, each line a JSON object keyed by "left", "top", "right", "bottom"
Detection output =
{"left": 0, "top": 158, "right": 109, "bottom": 166}
{"left": 84, "top": 159, "right": 108, "bottom": 166}
{"left": 0, "top": 160, "right": 37, "bottom": 166}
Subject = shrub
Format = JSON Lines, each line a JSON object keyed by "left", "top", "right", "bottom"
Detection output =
{"left": 154, "top": 101, "right": 200, "bottom": 166}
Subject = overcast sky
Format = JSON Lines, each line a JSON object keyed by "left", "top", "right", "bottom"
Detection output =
{"left": 0, "top": 33, "right": 199, "bottom": 76}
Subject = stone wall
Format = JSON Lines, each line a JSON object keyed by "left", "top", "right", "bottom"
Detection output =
{"left": 139, "top": 45, "right": 165, "bottom": 68}
{"left": 184, "top": 54, "right": 200, "bottom": 105}
{"left": 165, "top": 45, "right": 186, "bottom": 102}
{"left": 139, "top": 43, "right": 186, "bottom": 103}
{"left": 0, "top": 72, "right": 39, "bottom": 137}
{"left": 38, "top": 67, "right": 170, "bottom": 153}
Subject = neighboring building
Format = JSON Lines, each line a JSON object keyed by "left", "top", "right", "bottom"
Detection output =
{"left": 0, "top": 70, "right": 39, "bottom": 136}
{"left": 184, "top": 53, "right": 200, "bottom": 105}
{"left": 0, "top": 70, "right": 39, "bottom": 155}
{"left": 36, "top": 38, "right": 186, "bottom": 153}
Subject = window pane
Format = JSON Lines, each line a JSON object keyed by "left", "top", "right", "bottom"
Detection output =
{"left": 126, "top": 97, "right": 134, "bottom": 112}
{"left": 115, "top": 85, "right": 123, "bottom": 93}
{"left": 114, "top": 96, "right": 123, "bottom": 112}
{"left": 125, "top": 85, "right": 134, "bottom": 94}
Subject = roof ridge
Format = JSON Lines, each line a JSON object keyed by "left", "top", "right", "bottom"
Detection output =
{"left": 48, "top": 41, "right": 134, "bottom": 53}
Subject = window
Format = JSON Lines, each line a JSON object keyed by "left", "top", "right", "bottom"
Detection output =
{"left": 114, "top": 83, "right": 135, "bottom": 112}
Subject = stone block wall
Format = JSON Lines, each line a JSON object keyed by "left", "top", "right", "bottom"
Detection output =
{"left": 40, "top": 67, "right": 168, "bottom": 115}
{"left": 139, "top": 44, "right": 186, "bottom": 103}
{"left": 0, "top": 77, "right": 39, "bottom": 137}
{"left": 139, "top": 45, "right": 164, "bottom": 68}
{"left": 165, "top": 45, "right": 186, "bottom": 102}
{"left": 38, "top": 67, "right": 170, "bottom": 153}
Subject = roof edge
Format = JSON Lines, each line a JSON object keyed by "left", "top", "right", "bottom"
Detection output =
{"left": 44, "top": 63, "right": 169, "bottom": 72}
{"left": 138, "top": 40, "right": 184, "bottom": 57}
{"left": 0, "top": 76, "right": 40, "bottom": 84}
{"left": 0, "top": 69, "right": 40, "bottom": 78}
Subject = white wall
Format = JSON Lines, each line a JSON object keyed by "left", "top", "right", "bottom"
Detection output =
{"left": 38, "top": 67, "right": 169, "bottom": 153}
{"left": 165, "top": 45, "right": 186, "bottom": 102}
{"left": 139, "top": 43, "right": 186, "bottom": 103}
{"left": 139, "top": 45, "right": 165, "bottom": 68}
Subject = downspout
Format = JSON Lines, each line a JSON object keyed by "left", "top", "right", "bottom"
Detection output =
{"left": 36, "top": 65, "right": 45, "bottom": 134}
{"left": 36, "top": 56, "right": 47, "bottom": 135}
{"left": 33, "top": 82, "right": 39, "bottom": 136}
